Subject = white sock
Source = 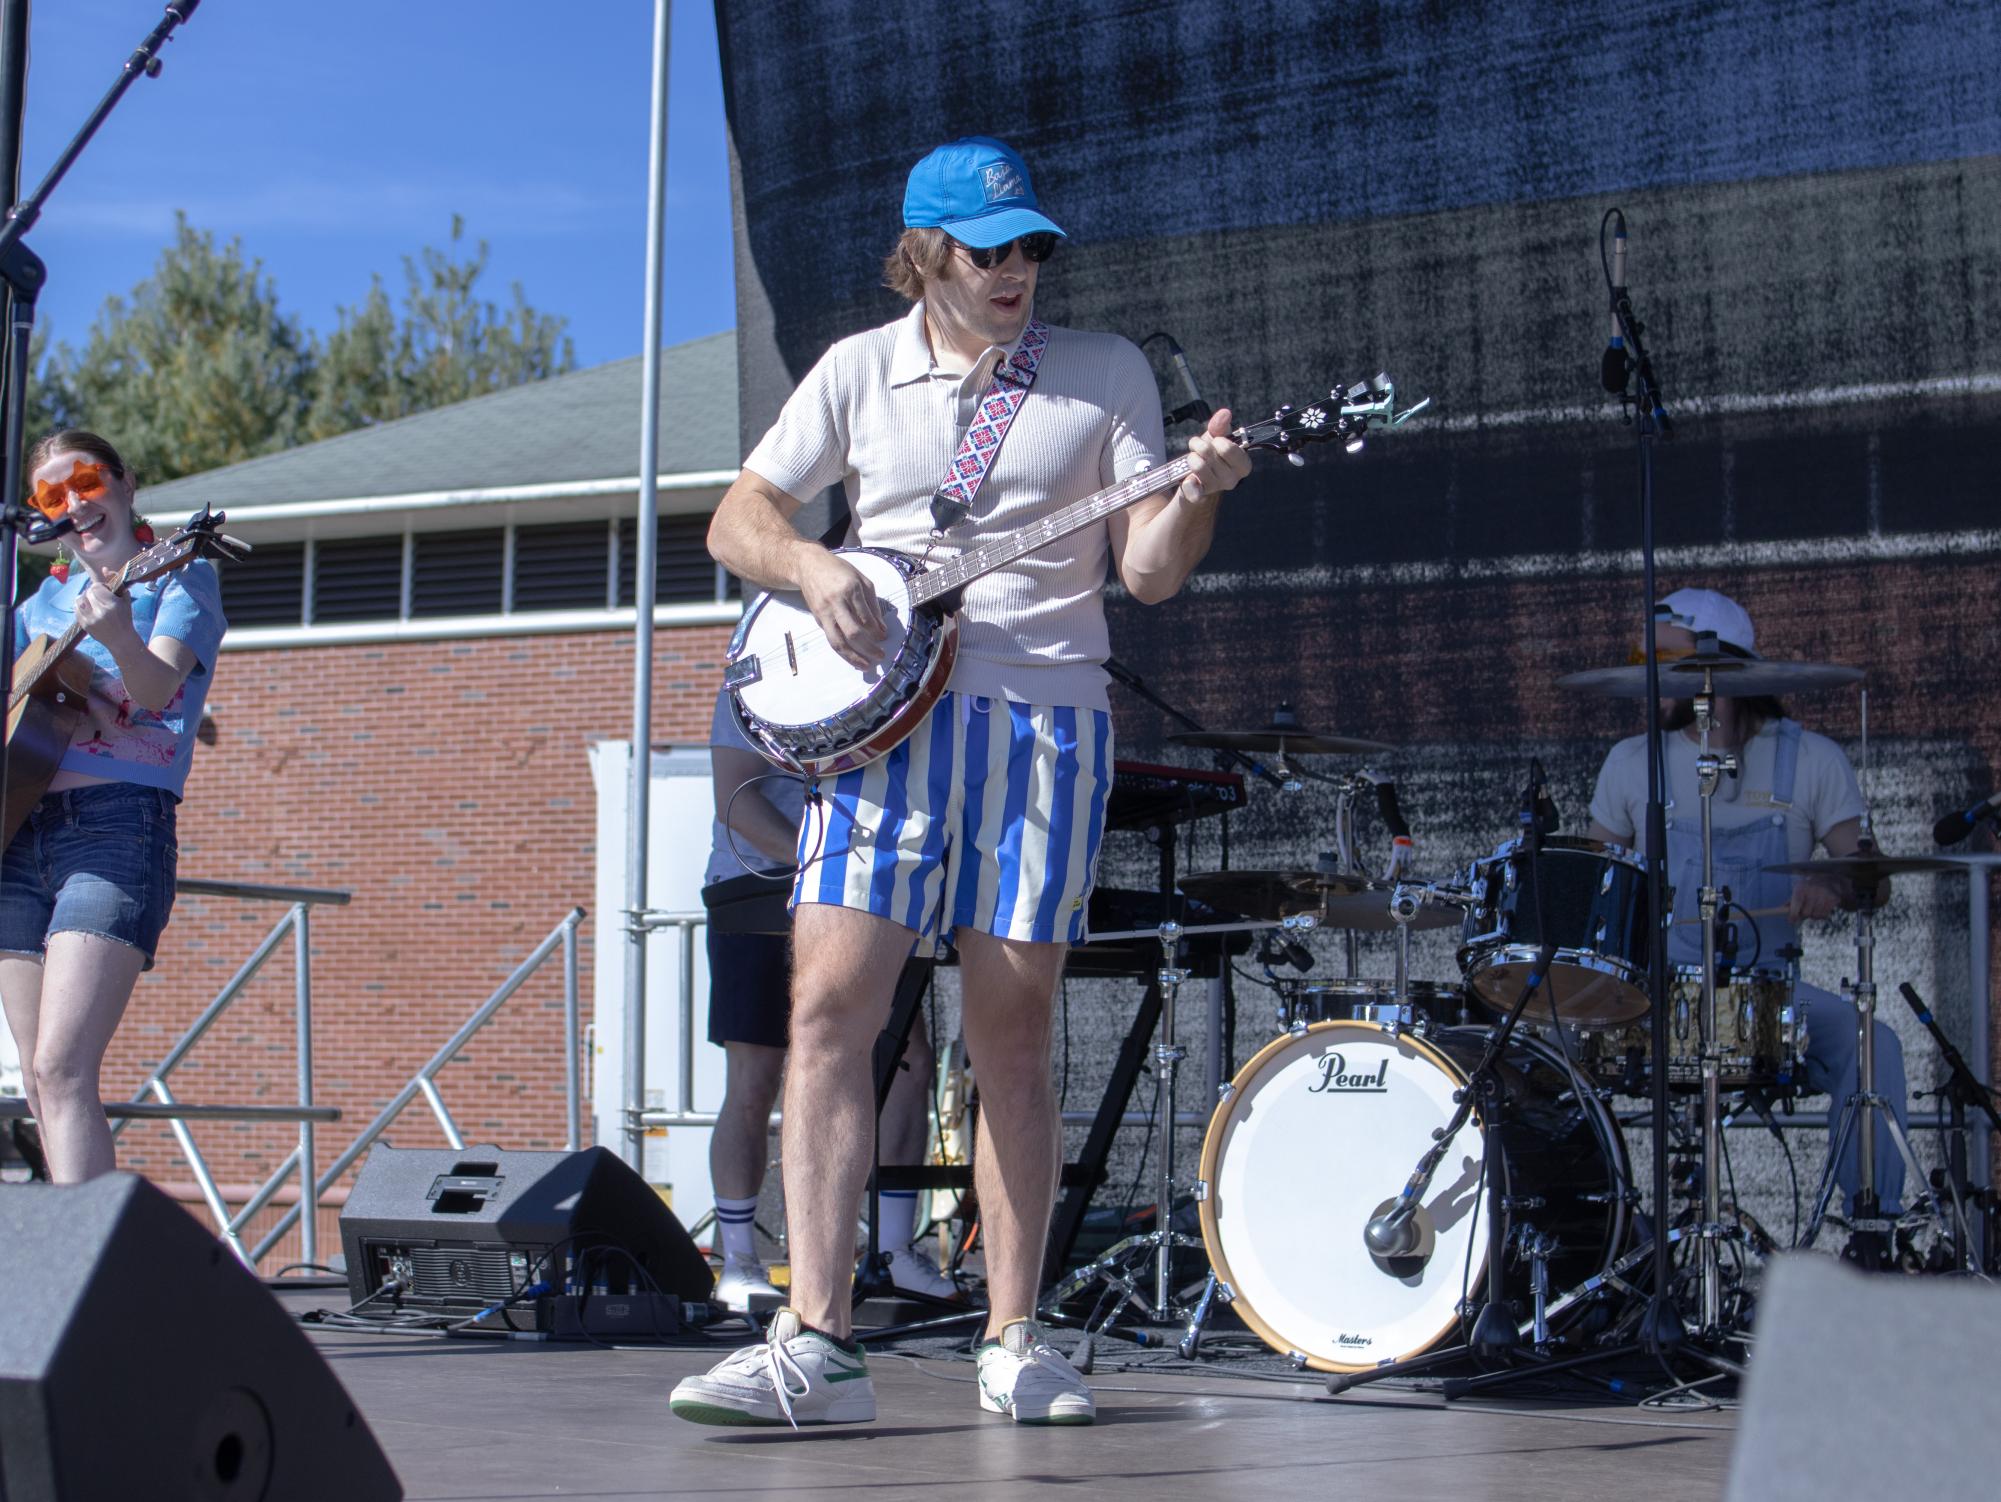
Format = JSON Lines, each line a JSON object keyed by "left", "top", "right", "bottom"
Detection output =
{"left": 714, "top": 1194, "right": 760, "bottom": 1264}
{"left": 878, "top": 1188, "right": 919, "bottom": 1251}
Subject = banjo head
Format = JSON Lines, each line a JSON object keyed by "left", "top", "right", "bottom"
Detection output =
{"left": 728, "top": 549, "right": 949, "bottom": 775}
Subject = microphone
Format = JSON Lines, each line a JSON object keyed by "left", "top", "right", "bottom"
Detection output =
{"left": 1601, "top": 210, "right": 1629, "bottom": 395}
{"left": 1370, "top": 774, "right": 1412, "bottom": 840}
{"left": 1519, "top": 758, "right": 1548, "bottom": 836}
{"left": 1364, "top": 1199, "right": 1423, "bottom": 1259}
{"left": 1933, "top": 791, "right": 2001, "bottom": 846}
{"left": 1165, "top": 337, "right": 1213, "bottom": 424}
{"left": 23, "top": 513, "right": 76, "bottom": 546}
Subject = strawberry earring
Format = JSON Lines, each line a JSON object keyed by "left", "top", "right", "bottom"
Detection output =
{"left": 132, "top": 518, "right": 155, "bottom": 545}
{"left": 49, "top": 543, "right": 70, "bottom": 583}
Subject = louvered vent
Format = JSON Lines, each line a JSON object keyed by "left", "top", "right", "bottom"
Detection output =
{"left": 313, "top": 537, "right": 404, "bottom": 623}
{"left": 411, "top": 529, "right": 504, "bottom": 618}
{"left": 216, "top": 541, "right": 305, "bottom": 626}
{"left": 513, "top": 520, "right": 612, "bottom": 611}
{"left": 617, "top": 514, "right": 718, "bottom": 606}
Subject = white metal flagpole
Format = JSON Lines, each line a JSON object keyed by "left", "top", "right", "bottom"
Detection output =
{"left": 622, "top": 0, "right": 672, "bottom": 1171}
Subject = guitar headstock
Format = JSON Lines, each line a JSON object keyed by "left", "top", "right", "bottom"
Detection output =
{"left": 1232, "top": 374, "right": 1431, "bottom": 464}
{"left": 114, "top": 504, "right": 253, "bottom": 591}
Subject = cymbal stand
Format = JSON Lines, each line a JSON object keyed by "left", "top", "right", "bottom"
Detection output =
{"left": 1043, "top": 921, "right": 1209, "bottom": 1344}
{"left": 1689, "top": 658, "right": 1739, "bottom": 1334}
{"left": 1798, "top": 891, "right": 1950, "bottom": 1259}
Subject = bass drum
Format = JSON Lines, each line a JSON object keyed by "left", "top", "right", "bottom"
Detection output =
{"left": 1197, "top": 1021, "right": 1631, "bottom": 1373}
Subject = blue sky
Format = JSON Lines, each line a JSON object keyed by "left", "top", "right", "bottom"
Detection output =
{"left": 21, "top": 0, "right": 734, "bottom": 370}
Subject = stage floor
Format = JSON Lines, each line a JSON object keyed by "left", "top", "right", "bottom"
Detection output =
{"left": 286, "top": 1292, "right": 1740, "bottom": 1501}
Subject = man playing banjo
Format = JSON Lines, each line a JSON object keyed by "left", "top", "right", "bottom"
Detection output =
{"left": 670, "top": 136, "right": 1250, "bottom": 1428}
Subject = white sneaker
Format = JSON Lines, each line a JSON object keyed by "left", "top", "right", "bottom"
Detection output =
{"left": 885, "top": 1243, "right": 961, "bottom": 1300}
{"left": 669, "top": 1310, "right": 876, "bottom": 1428}
{"left": 713, "top": 1256, "right": 784, "bottom": 1314}
{"left": 976, "top": 1320, "right": 1095, "bottom": 1425}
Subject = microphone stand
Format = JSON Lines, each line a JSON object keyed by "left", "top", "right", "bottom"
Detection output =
{"left": 1899, "top": 983, "right": 2001, "bottom": 1275}
{"left": 0, "top": 2, "right": 202, "bottom": 836}
{"left": 1604, "top": 207, "right": 1690, "bottom": 1357}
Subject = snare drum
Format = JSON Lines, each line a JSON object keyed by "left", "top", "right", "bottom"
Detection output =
{"left": 1198, "top": 1020, "right": 1632, "bottom": 1372}
{"left": 1459, "top": 835, "right": 1653, "bottom": 1027}
{"left": 1582, "top": 966, "right": 1806, "bottom": 1093}
{"left": 1281, "top": 978, "right": 1465, "bottom": 1031}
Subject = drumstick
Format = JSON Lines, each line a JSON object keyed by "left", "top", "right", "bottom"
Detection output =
{"left": 1669, "top": 905, "right": 1789, "bottom": 925}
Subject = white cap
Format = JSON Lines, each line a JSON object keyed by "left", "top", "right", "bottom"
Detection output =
{"left": 1657, "top": 587, "right": 1756, "bottom": 657}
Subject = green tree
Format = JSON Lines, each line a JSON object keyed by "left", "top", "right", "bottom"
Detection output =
{"left": 58, "top": 213, "right": 313, "bottom": 484}
{"left": 307, "top": 214, "right": 574, "bottom": 439}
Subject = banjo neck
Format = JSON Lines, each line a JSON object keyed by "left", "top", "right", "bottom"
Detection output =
{"left": 904, "top": 449, "right": 1203, "bottom": 610}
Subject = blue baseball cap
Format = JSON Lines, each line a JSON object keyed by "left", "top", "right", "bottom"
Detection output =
{"left": 902, "top": 136, "right": 1066, "bottom": 249}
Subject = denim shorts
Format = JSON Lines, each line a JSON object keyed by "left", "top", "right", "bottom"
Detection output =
{"left": 0, "top": 783, "right": 179, "bottom": 969}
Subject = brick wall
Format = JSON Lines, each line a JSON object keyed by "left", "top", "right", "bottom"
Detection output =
{"left": 105, "top": 623, "right": 734, "bottom": 1254}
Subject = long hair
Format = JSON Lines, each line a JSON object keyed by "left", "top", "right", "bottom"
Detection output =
{"left": 881, "top": 227, "right": 954, "bottom": 301}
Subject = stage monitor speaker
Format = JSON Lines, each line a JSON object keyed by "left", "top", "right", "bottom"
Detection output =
{"left": 339, "top": 1144, "right": 712, "bottom": 1315}
{"left": 0, "top": 1173, "right": 401, "bottom": 1502}
{"left": 1725, "top": 1254, "right": 2001, "bottom": 1502}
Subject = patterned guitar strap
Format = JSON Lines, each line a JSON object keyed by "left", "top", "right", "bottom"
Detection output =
{"left": 922, "top": 318, "right": 1050, "bottom": 555}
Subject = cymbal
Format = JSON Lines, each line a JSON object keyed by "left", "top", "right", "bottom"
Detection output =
{"left": 1765, "top": 855, "right": 1965, "bottom": 884}
{"left": 1169, "top": 727, "right": 1394, "bottom": 756}
{"left": 1176, "top": 869, "right": 1459, "bottom": 931}
{"left": 1556, "top": 655, "right": 1864, "bottom": 699}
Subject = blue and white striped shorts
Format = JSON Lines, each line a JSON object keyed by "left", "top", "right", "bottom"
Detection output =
{"left": 793, "top": 692, "right": 1113, "bottom": 948}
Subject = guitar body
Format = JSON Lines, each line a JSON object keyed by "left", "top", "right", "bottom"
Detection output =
{"left": 3, "top": 634, "right": 93, "bottom": 846}
{"left": 727, "top": 548, "right": 958, "bottom": 777}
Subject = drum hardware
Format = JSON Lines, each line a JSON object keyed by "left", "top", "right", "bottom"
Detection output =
{"left": 1771, "top": 853, "right": 1967, "bottom": 1265}
{"left": 1042, "top": 921, "right": 1215, "bottom": 1346}
{"left": 1898, "top": 982, "right": 2001, "bottom": 1276}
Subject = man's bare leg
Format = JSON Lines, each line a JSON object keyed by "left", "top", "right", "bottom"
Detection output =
{"left": 781, "top": 903, "right": 916, "bottom": 1339}
{"left": 955, "top": 929, "right": 1066, "bottom": 1338}
{"left": 710, "top": 1041, "right": 785, "bottom": 1201}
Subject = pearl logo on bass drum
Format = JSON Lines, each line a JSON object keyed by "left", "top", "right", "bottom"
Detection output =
{"left": 1307, "top": 1053, "right": 1389, "bottom": 1094}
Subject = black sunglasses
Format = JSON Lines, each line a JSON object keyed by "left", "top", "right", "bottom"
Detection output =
{"left": 956, "top": 232, "right": 1058, "bottom": 270}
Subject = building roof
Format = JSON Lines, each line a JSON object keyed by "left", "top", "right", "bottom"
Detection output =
{"left": 142, "top": 332, "right": 740, "bottom": 512}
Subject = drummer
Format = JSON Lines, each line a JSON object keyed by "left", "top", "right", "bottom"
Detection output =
{"left": 1581, "top": 588, "right": 1909, "bottom": 1242}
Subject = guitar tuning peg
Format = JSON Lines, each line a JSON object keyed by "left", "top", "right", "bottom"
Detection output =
{"left": 1346, "top": 381, "right": 1370, "bottom": 402}
{"left": 1286, "top": 452, "right": 1306, "bottom": 468}
{"left": 1370, "top": 372, "right": 1392, "bottom": 393}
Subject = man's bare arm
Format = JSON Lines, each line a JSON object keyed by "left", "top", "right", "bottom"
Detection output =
{"left": 1107, "top": 409, "right": 1250, "bottom": 604}
{"left": 707, "top": 466, "right": 885, "bottom": 668}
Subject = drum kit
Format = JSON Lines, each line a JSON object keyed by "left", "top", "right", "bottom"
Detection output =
{"left": 1048, "top": 643, "right": 1992, "bottom": 1387}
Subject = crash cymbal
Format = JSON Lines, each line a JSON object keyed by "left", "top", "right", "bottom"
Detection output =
{"left": 1557, "top": 655, "right": 1864, "bottom": 700}
{"left": 1177, "top": 869, "right": 1367, "bottom": 923}
{"left": 1169, "top": 700, "right": 1393, "bottom": 757}
{"left": 1765, "top": 855, "right": 1965, "bottom": 884}
{"left": 1176, "top": 869, "right": 1459, "bottom": 931}
{"left": 1169, "top": 727, "right": 1394, "bottom": 756}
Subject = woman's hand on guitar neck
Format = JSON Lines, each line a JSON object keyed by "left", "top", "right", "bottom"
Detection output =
{"left": 75, "top": 580, "right": 142, "bottom": 655}
{"left": 797, "top": 548, "right": 888, "bottom": 670}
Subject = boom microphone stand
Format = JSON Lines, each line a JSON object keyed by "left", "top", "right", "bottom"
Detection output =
{"left": 1602, "top": 207, "right": 1691, "bottom": 1354}
{"left": 0, "top": 2, "right": 203, "bottom": 829}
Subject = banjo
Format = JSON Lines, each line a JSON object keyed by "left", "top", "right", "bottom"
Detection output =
{"left": 725, "top": 374, "right": 1429, "bottom": 776}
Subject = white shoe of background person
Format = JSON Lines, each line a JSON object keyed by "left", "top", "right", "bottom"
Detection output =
{"left": 712, "top": 1256, "right": 784, "bottom": 1315}
{"left": 976, "top": 1319, "right": 1096, "bottom": 1425}
{"left": 669, "top": 1309, "right": 876, "bottom": 1428}
{"left": 884, "top": 1242, "right": 961, "bottom": 1300}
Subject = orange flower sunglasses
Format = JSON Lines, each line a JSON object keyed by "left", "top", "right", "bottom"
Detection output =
{"left": 29, "top": 459, "right": 108, "bottom": 520}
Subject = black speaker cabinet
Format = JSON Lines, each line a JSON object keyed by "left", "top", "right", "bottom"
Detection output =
{"left": 339, "top": 1144, "right": 712, "bottom": 1317}
{"left": 0, "top": 1173, "right": 400, "bottom": 1501}
{"left": 1726, "top": 1253, "right": 2001, "bottom": 1501}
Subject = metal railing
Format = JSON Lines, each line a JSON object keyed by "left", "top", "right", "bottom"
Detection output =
{"left": 109, "top": 878, "right": 351, "bottom": 1270}
{"left": 626, "top": 909, "right": 705, "bottom": 1143}
{"left": 249, "top": 907, "right": 586, "bottom": 1265}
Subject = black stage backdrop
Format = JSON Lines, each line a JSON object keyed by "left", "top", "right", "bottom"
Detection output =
{"left": 716, "top": 1, "right": 2001, "bottom": 1206}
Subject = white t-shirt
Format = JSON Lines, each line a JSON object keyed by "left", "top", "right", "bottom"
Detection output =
{"left": 1589, "top": 718, "right": 1865, "bottom": 962}
{"left": 705, "top": 687, "right": 807, "bottom": 886}
{"left": 741, "top": 301, "right": 1165, "bottom": 711}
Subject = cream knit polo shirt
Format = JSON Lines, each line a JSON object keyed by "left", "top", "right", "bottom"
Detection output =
{"left": 741, "top": 300, "right": 1165, "bottom": 712}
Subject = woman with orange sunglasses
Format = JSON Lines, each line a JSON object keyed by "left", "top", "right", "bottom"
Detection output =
{"left": 2, "top": 429, "right": 226, "bottom": 1182}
